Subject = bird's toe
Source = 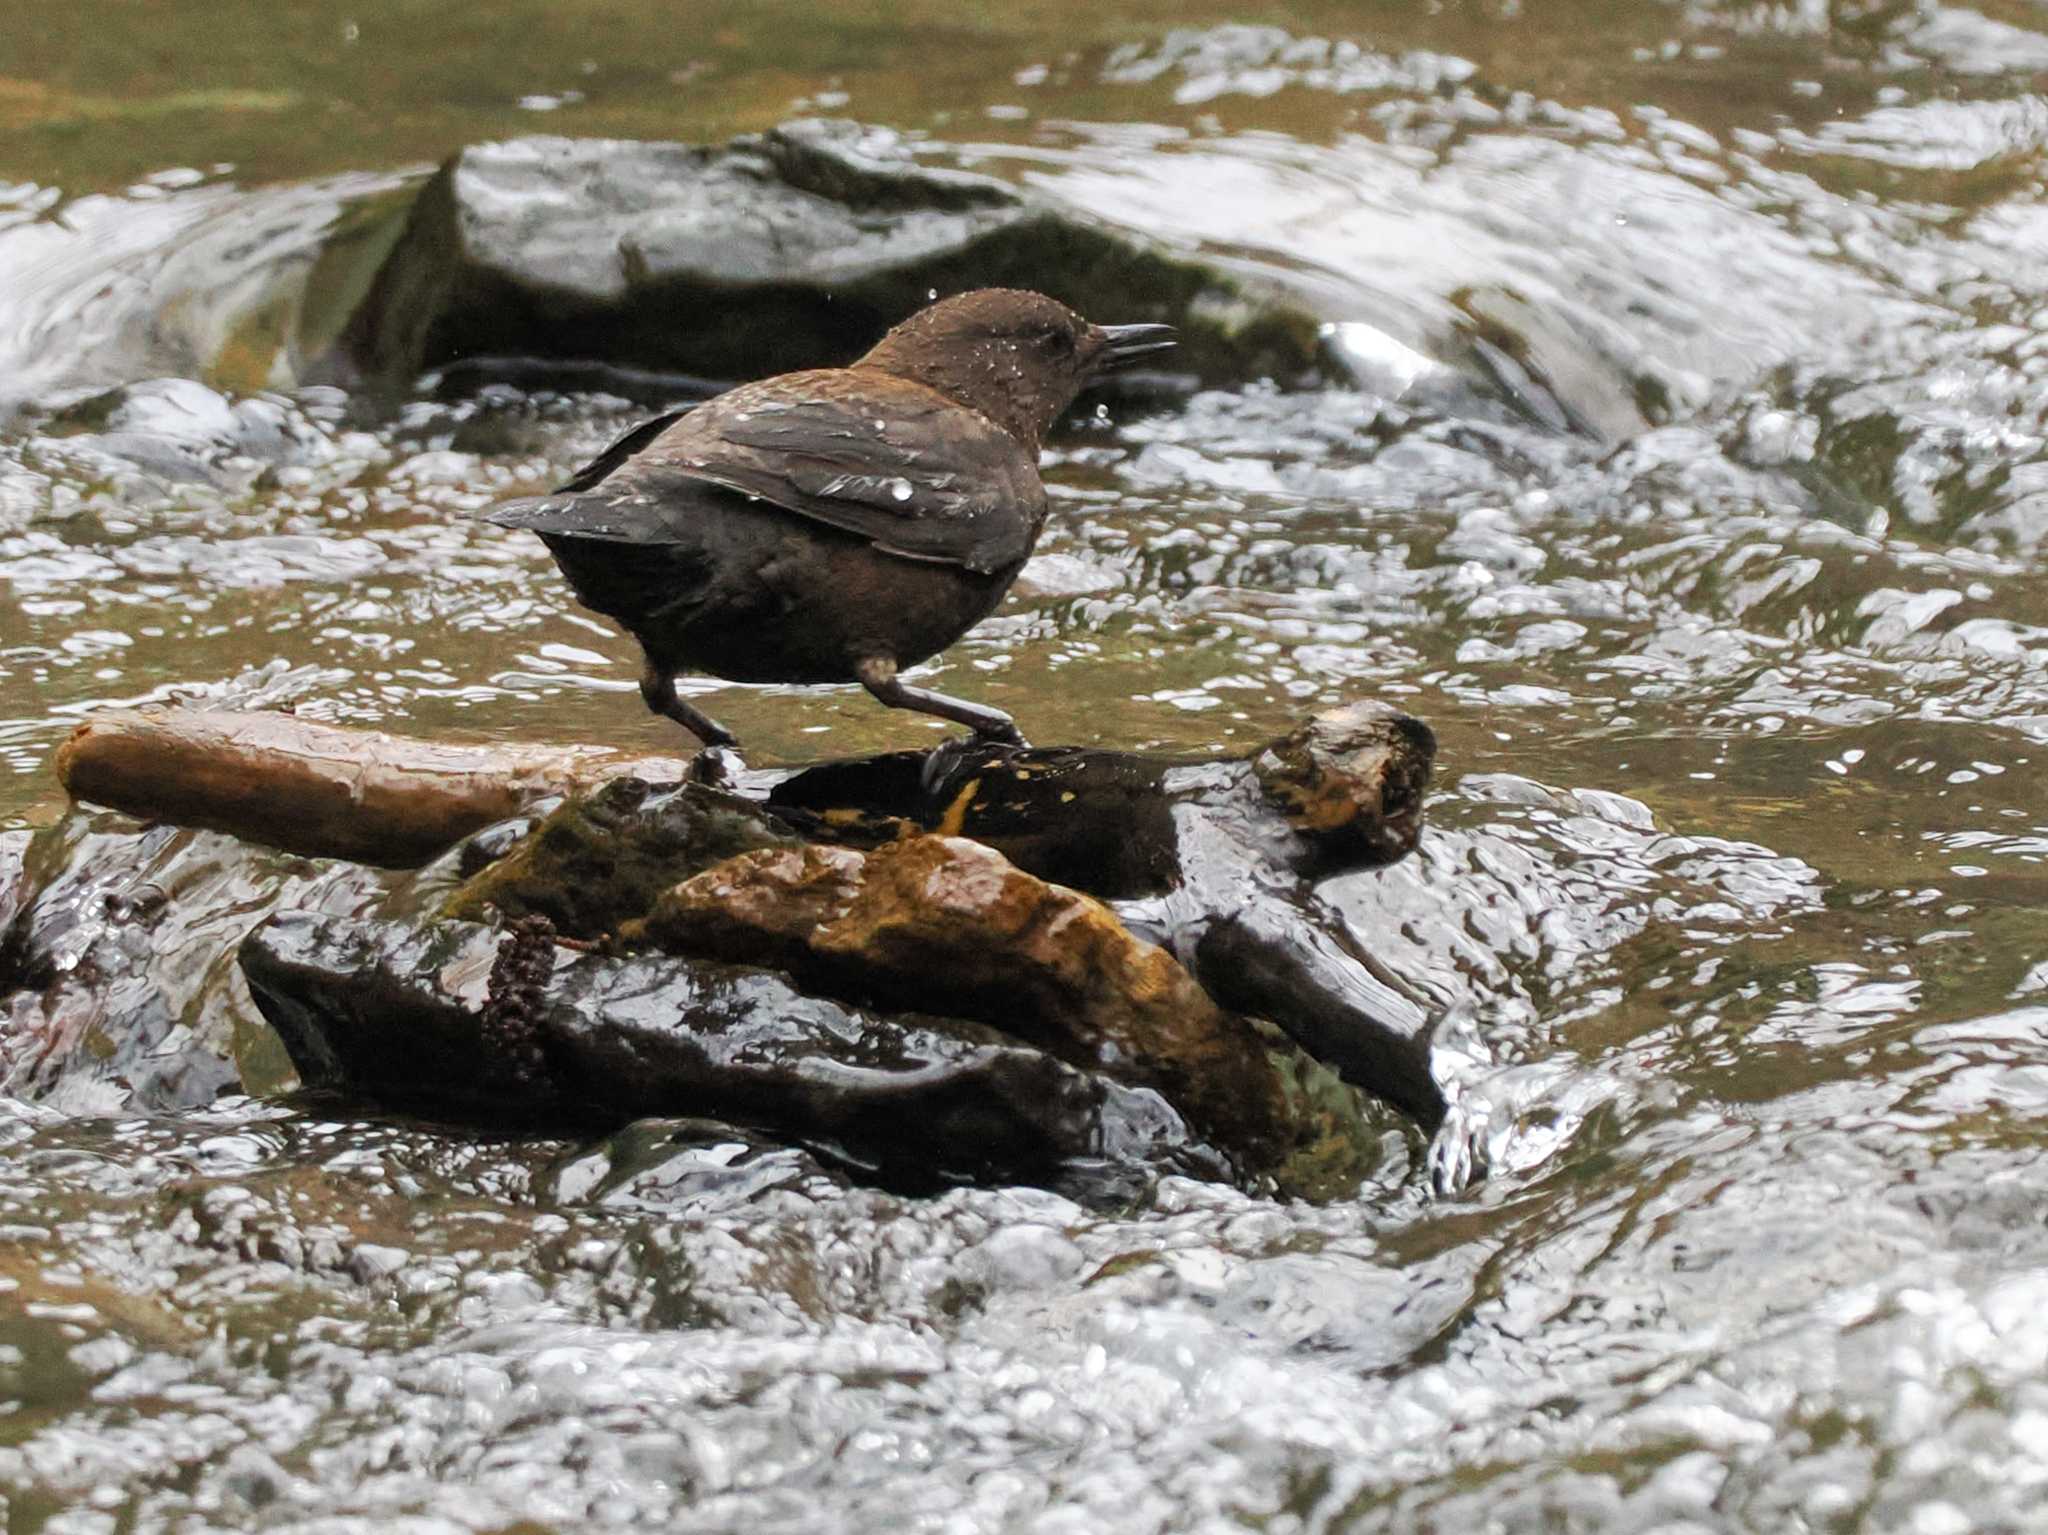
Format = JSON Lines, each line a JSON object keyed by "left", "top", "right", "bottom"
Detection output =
{"left": 687, "top": 745, "right": 745, "bottom": 788}
{"left": 978, "top": 720, "right": 1030, "bottom": 749}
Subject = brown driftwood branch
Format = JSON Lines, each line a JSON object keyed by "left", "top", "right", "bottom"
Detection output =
{"left": 53, "top": 709, "right": 692, "bottom": 866}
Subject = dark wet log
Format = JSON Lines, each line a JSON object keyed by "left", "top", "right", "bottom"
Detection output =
{"left": 53, "top": 709, "right": 691, "bottom": 867}
{"left": 768, "top": 700, "right": 1435, "bottom": 891}
{"left": 240, "top": 910, "right": 1230, "bottom": 1200}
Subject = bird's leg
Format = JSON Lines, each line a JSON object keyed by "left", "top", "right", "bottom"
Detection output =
{"left": 856, "top": 656, "right": 1028, "bottom": 747}
{"left": 638, "top": 660, "right": 739, "bottom": 748}
{"left": 637, "top": 660, "right": 741, "bottom": 785}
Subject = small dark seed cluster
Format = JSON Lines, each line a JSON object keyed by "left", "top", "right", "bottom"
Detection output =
{"left": 482, "top": 912, "right": 558, "bottom": 1088}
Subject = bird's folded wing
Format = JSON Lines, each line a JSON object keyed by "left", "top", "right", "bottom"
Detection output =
{"left": 484, "top": 377, "right": 1044, "bottom": 576}
{"left": 554, "top": 408, "right": 694, "bottom": 493}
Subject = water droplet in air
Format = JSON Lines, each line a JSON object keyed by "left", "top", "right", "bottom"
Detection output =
{"left": 889, "top": 479, "right": 914, "bottom": 502}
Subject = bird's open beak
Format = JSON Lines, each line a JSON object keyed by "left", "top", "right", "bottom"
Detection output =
{"left": 1094, "top": 323, "right": 1179, "bottom": 374}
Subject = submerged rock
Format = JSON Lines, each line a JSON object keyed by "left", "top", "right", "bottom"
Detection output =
{"left": 538, "top": 1117, "right": 852, "bottom": 1215}
{"left": 0, "top": 813, "right": 390, "bottom": 1111}
{"left": 343, "top": 120, "right": 1332, "bottom": 391}
{"left": 240, "top": 910, "right": 1225, "bottom": 1199}
{"left": 632, "top": 833, "right": 1291, "bottom": 1163}
{"left": 35, "top": 378, "right": 333, "bottom": 488}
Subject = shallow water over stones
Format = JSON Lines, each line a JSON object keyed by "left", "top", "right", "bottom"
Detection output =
{"left": 8, "top": 3, "right": 2048, "bottom": 1530}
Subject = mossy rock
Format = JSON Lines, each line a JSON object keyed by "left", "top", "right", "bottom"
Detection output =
{"left": 443, "top": 777, "right": 800, "bottom": 939}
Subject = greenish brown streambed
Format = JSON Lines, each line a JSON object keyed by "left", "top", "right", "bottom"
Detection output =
{"left": 7, "top": 3, "right": 2048, "bottom": 1530}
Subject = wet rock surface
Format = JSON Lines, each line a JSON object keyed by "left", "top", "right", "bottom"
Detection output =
{"left": 0, "top": 829, "right": 29, "bottom": 942}
{"left": 342, "top": 120, "right": 1332, "bottom": 391}
{"left": 14, "top": 711, "right": 1416, "bottom": 1196}
{"left": 443, "top": 774, "right": 803, "bottom": 935}
{"left": 637, "top": 833, "right": 1291, "bottom": 1161}
{"left": 769, "top": 701, "right": 1446, "bottom": 1126}
{"left": 240, "top": 909, "right": 1227, "bottom": 1201}
{"left": 0, "top": 814, "right": 390, "bottom": 1111}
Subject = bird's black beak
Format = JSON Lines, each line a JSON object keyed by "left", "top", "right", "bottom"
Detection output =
{"left": 1094, "top": 323, "right": 1179, "bottom": 374}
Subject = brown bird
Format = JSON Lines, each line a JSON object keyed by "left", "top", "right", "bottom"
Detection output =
{"left": 486, "top": 289, "right": 1176, "bottom": 752}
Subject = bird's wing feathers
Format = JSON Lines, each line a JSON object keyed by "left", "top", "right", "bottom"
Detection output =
{"left": 483, "top": 408, "right": 701, "bottom": 540}
{"left": 682, "top": 383, "right": 1043, "bottom": 573}
{"left": 483, "top": 375, "right": 1044, "bottom": 576}
{"left": 555, "top": 408, "right": 693, "bottom": 493}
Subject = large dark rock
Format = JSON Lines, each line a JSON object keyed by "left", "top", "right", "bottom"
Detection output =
{"left": 769, "top": 700, "right": 1449, "bottom": 1128}
{"left": 239, "top": 910, "right": 1227, "bottom": 1199}
{"left": 343, "top": 120, "right": 1333, "bottom": 391}
{"left": 631, "top": 833, "right": 1293, "bottom": 1164}
{"left": 443, "top": 702, "right": 1446, "bottom": 1131}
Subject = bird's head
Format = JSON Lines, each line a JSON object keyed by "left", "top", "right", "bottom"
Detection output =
{"left": 857, "top": 288, "right": 1176, "bottom": 447}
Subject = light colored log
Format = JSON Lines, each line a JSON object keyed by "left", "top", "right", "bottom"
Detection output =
{"left": 54, "top": 709, "right": 692, "bottom": 866}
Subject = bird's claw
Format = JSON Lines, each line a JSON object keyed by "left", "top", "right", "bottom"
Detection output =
{"left": 687, "top": 745, "right": 744, "bottom": 788}
{"left": 920, "top": 731, "right": 1027, "bottom": 796}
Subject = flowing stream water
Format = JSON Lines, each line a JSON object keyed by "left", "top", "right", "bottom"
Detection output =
{"left": 6, "top": 3, "right": 2048, "bottom": 1529}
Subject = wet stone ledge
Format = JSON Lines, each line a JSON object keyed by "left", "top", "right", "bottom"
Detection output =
{"left": 340, "top": 119, "right": 1336, "bottom": 393}
{"left": 238, "top": 910, "right": 1225, "bottom": 1203}
{"left": 7, "top": 701, "right": 1439, "bottom": 1201}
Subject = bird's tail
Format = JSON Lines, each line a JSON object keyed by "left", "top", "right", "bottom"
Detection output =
{"left": 480, "top": 495, "right": 592, "bottom": 532}
{"left": 479, "top": 492, "right": 663, "bottom": 543}
{"left": 480, "top": 407, "right": 693, "bottom": 535}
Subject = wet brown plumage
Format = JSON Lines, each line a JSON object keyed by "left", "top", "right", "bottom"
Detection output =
{"left": 486, "top": 289, "right": 1175, "bottom": 750}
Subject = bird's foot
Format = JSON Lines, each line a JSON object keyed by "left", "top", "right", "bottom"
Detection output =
{"left": 919, "top": 731, "right": 1027, "bottom": 797}
{"left": 857, "top": 659, "right": 1029, "bottom": 753}
{"left": 687, "top": 745, "right": 744, "bottom": 788}
{"left": 976, "top": 718, "right": 1030, "bottom": 749}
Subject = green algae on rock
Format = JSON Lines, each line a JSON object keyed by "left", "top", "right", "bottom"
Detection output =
{"left": 442, "top": 776, "right": 803, "bottom": 938}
